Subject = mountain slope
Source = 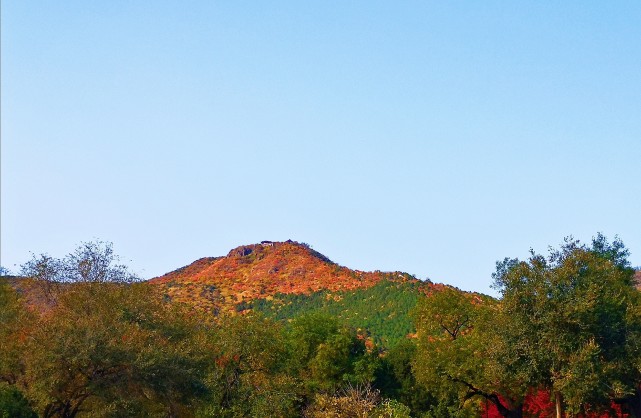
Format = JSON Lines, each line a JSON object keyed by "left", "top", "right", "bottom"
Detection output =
{"left": 150, "top": 240, "right": 432, "bottom": 314}
{"left": 252, "top": 279, "right": 426, "bottom": 346}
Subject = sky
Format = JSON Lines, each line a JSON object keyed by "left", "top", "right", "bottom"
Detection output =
{"left": 2, "top": 1, "right": 640, "bottom": 295}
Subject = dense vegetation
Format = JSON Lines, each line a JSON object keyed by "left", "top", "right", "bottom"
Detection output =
{"left": 2, "top": 235, "right": 640, "bottom": 417}
{"left": 252, "top": 279, "right": 423, "bottom": 347}
{"left": 150, "top": 241, "right": 405, "bottom": 313}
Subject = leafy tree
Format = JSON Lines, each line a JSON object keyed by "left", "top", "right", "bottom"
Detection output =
{"left": 370, "top": 398, "right": 412, "bottom": 418}
{"left": 16, "top": 242, "right": 210, "bottom": 417}
{"left": 493, "top": 234, "right": 641, "bottom": 417}
{"left": 413, "top": 287, "right": 526, "bottom": 417}
{"left": 0, "top": 279, "right": 31, "bottom": 386}
{"left": 21, "top": 282, "right": 210, "bottom": 417}
{"left": 0, "top": 281, "right": 37, "bottom": 418}
{"left": 21, "top": 241, "right": 137, "bottom": 285}
{"left": 200, "top": 314, "right": 300, "bottom": 418}
{"left": 20, "top": 241, "right": 138, "bottom": 306}
{"left": 286, "top": 313, "right": 379, "bottom": 395}
{"left": 0, "top": 383, "right": 37, "bottom": 418}
{"left": 375, "top": 339, "right": 433, "bottom": 415}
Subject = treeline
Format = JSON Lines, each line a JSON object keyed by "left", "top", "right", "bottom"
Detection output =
{"left": 2, "top": 235, "right": 641, "bottom": 417}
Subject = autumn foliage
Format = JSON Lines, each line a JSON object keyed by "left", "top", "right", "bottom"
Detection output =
{"left": 3, "top": 237, "right": 641, "bottom": 417}
{"left": 150, "top": 240, "right": 426, "bottom": 313}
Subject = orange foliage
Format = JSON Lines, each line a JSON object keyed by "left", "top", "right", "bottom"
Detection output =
{"left": 150, "top": 240, "right": 424, "bottom": 313}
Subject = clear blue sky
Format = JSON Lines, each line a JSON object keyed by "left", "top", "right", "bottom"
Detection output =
{"left": 2, "top": 1, "right": 640, "bottom": 295}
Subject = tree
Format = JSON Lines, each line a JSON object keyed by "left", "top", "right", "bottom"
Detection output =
{"left": 16, "top": 242, "right": 210, "bottom": 417}
{"left": 0, "top": 281, "right": 37, "bottom": 417}
{"left": 21, "top": 281, "right": 210, "bottom": 417}
{"left": 20, "top": 241, "right": 138, "bottom": 308}
{"left": 413, "top": 287, "right": 527, "bottom": 417}
{"left": 285, "top": 313, "right": 379, "bottom": 395}
{"left": 200, "top": 314, "right": 300, "bottom": 418}
{"left": 375, "top": 339, "right": 434, "bottom": 416}
{"left": 21, "top": 241, "right": 137, "bottom": 284}
{"left": 0, "top": 383, "right": 37, "bottom": 418}
{"left": 0, "top": 280, "right": 31, "bottom": 386}
{"left": 493, "top": 234, "right": 641, "bottom": 417}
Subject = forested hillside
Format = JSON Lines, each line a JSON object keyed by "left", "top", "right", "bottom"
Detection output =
{"left": 150, "top": 240, "right": 435, "bottom": 317}
{"left": 252, "top": 279, "right": 425, "bottom": 347}
{"left": 2, "top": 235, "right": 641, "bottom": 417}
{"left": 149, "top": 240, "right": 447, "bottom": 347}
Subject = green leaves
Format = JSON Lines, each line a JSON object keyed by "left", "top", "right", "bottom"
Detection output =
{"left": 285, "top": 313, "right": 376, "bottom": 393}
{"left": 203, "top": 314, "right": 300, "bottom": 418}
{"left": 492, "top": 234, "right": 641, "bottom": 415}
{"left": 5, "top": 236, "right": 641, "bottom": 416}
{"left": 255, "top": 280, "right": 423, "bottom": 347}
{"left": 22, "top": 283, "right": 210, "bottom": 417}
{"left": 412, "top": 287, "right": 506, "bottom": 415}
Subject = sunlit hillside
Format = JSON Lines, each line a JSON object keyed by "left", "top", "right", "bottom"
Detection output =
{"left": 150, "top": 240, "right": 434, "bottom": 314}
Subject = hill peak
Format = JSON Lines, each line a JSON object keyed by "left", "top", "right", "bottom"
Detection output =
{"left": 226, "top": 240, "right": 335, "bottom": 265}
{"left": 150, "top": 240, "right": 421, "bottom": 312}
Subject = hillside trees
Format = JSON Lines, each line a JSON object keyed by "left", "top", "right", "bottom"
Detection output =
{"left": 493, "top": 234, "right": 641, "bottom": 417}
{"left": 0, "top": 280, "right": 31, "bottom": 386}
{"left": 412, "top": 235, "right": 641, "bottom": 417}
{"left": 413, "top": 287, "right": 528, "bottom": 417}
{"left": 15, "top": 242, "right": 212, "bottom": 417}
{"left": 5, "top": 235, "right": 641, "bottom": 416}
{"left": 375, "top": 339, "right": 433, "bottom": 416}
{"left": 23, "top": 283, "right": 211, "bottom": 417}
{"left": 0, "top": 280, "right": 37, "bottom": 417}
{"left": 201, "top": 314, "right": 300, "bottom": 418}
{"left": 254, "top": 280, "right": 423, "bottom": 347}
{"left": 285, "top": 312, "right": 380, "bottom": 395}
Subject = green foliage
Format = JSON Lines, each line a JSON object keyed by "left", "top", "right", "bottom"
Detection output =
{"left": 13, "top": 242, "right": 211, "bottom": 417}
{"left": 0, "top": 383, "right": 37, "bottom": 418}
{"left": 370, "top": 399, "right": 412, "bottom": 418}
{"left": 419, "top": 393, "right": 478, "bottom": 418}
{"left": 493, "top": 234, "right": 641, "bottom": 415}
{"left": 412, "top": 287, "right": 506, "bottom": 415}
{"left": 23, "top": 283, "right": 210, "bottom": 417}
{"left": 202, "top": 314, "right": 300, "bottom": 418}
{"left": 285, "top": 313, "right": 379, "bottom": 395}
{"left": 254, "top": 280, "right": 423, "bottom": 347}
{"left": 375, "top": 339, "right": 433, "bottom": 415}
{"left": 0, "top": 280, "right": 32, "bottom": 386}
{"left": 6, "top": 235, "right": 641, "bottom": 417}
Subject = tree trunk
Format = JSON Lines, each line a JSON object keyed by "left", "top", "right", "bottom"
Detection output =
{"left": 491, "top": 396, "right": 523, "bottom": 418}
{"left": 505, "top": 409, "right": 523, "bottom": 418}
{"left": 624, "top": 386, "right": 641, "bottom": 418}
{"left": 555, "top": 391, "right": 563, "bottom": 418}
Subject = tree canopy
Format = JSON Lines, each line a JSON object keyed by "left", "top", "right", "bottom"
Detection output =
{"left": 493, "top": 234, "right": 641, "bottom": 416}
{"left": 3, "top": 235, "right": 641, "bottom": 417}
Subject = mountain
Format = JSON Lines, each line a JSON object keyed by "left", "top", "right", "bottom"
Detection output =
{"left": 150, "top": 240, "right": 436, "bottom": 345}
{"left": 150, "top": 240, "right": 431, "bottom": 311}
